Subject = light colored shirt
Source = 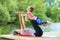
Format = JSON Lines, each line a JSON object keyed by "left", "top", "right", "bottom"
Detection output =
{"left": 27, "top": 12, "right": 36, "bottom": 20}
{"left": 20, "top": 28, "right": 35, "bottom": 36}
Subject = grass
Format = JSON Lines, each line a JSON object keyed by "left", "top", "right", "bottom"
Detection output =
{"left": 0, "top": 24, "right": 20, "bottom": 35}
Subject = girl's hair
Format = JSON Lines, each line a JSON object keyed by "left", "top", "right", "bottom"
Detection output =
{"left": 27, "top": 6, "right": 34, "bottom": 12}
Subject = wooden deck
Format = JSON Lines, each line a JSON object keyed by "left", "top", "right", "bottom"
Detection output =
{"left": 0, "top": 32, "right": 60, "bottom": 40}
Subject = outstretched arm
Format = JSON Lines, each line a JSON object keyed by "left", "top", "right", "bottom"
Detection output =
{"left": 42, "top": 21, "right": 50, "bottom": 26}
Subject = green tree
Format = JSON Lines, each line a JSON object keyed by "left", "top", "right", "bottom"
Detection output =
{"left": 45, "top": 0, "right": 60, "bottom": 22}
{"left": 0, "top": 0, "right": 18, "bottom": 24}
{"left": 0, "top": 4, "right": 10, "bottom": 24}
{"left": 17, "top": 0, "right": 47, "bottom": 21}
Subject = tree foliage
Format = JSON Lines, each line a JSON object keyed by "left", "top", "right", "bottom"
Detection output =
{"left": 0, "top": 0, "right": 60, "bottom": 34}
{"left": 0, "top": 0, "right": 60, "bottom": 24}
{"left": 0, "top": 4, "right": 10, "bottom": 24}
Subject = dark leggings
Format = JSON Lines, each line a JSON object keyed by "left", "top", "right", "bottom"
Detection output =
{"left": 30, "top": 20, "right": 43, "bottom": 37}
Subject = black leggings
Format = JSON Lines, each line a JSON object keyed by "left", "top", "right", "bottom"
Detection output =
{"left": 30, "top": 20, "right": 43, "bottom": 37}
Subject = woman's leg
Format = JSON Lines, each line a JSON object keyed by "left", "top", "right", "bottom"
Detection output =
{"left": 30, "top": 20, "right": 43, "bottom": 37}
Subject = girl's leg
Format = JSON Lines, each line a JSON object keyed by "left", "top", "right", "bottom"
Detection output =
{"left": 30, "top": 20, "right": 43, "bottom": 37}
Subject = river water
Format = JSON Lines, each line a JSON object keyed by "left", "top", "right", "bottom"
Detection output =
{"left": 40, "top": 23, "right": 60, "bottom": 32}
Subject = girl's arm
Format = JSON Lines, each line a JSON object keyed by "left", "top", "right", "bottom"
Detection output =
{"left": 27, "top": 13, "right": 36, "bottom": 20}
{"left": 42, "top": 21, "right": 50, "bottom": 26}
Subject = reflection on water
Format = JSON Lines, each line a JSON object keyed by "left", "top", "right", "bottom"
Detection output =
{"left": 50, "top": 23, "right": 60, "bottom": 32}
{"left": 41, "top": 23, "right": 60, "bottom": 32}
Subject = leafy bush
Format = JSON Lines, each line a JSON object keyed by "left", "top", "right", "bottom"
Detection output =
{"left": 0, "top": 4, "right": 10, "bottom": 24}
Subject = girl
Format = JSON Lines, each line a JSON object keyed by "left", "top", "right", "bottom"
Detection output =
{"left": 26, "top": 6, "right": 49, "bottom": 37}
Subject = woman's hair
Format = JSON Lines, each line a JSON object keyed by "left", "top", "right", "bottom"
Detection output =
{"left": 27, "top": 6, "right": 34, "bottom": 12}
{"left": 13, "top": 31, "right": 21, "bottom": 36}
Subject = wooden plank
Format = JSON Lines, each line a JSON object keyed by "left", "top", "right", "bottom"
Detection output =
{"left": 0, "top": 32, "right": 60, "bottom": 40}
{"left": 0, "top": 35, "right": 15, "bottom": 40}
{"left": 0, "top": 35, "right": 58, "bottom": 40}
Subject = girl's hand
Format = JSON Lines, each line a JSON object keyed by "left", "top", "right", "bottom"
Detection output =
{"left": 42, "top": 23, "right": 49, "bottom": 26}
{"left": 42, "top": 21, "right": 50, "bottom": 26}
